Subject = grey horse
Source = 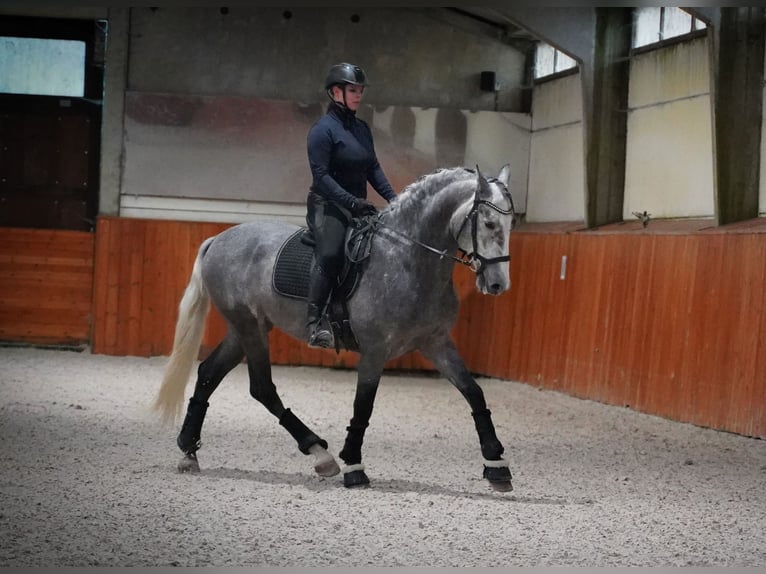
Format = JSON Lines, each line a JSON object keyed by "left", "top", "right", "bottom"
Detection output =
{"left": 153, "top": 165, "right": 516, "bottom": 491}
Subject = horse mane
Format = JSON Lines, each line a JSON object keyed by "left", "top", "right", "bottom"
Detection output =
{"left": 388, "top": 167, "right": 474, "bottom": 216}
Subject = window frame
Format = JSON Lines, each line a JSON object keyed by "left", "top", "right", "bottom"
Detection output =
{"left": 631, "top": 7, "right": 708, "bottom": 55}
{"left": 532, "top": 42, "right": 579, "bottom": 84}
{"left": 0, "top": 15, "right": 104, "bottom": 101}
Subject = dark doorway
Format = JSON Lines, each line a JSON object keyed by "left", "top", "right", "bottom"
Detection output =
{"left": 0, "top": 15, "right": 105, "bottom": 231}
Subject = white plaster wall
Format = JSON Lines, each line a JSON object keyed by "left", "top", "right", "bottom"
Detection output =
{"left": 624, "top": 37, "right": 715, "bottom": 219}
{"left": 629, "top": 37, "right": 710, "bottom": 108}
{"left": 531, "top": 73, "right": 582, "bottom": 130}
{"left": 121, "top": 97, "right": 531, "bottom": 223}
{"left": 527, "top": 73, "right": 586, "bottom": 222}
{"left": 464, "top": 112, "right": 531, "bottom": 214}
{"left": 527, "top": 123, "right": 586, "bottom": 222}
{"left": 624, "top": 98, "right": 714, "bottom": 218}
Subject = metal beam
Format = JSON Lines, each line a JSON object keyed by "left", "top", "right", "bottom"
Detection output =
{"left": 683, "top": 7, "right": 719, "bottom": 27}
{"left": 421, "top": 8, "right": 534, "bottom": 53}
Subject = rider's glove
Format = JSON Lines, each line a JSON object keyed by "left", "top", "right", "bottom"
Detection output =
{"left": 350, "top": 199, "right": 378, "bottom": 217}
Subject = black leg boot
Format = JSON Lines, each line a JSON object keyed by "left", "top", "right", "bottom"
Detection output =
{"left": 306, "top": 267, "right": 335, "bottom": 349}
{"left": 177, "top": 397, "right": 209, "bottom": 455}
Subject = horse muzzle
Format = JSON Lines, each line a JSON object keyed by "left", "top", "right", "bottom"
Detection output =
{"left": 476, "top": 266, "right": 510, "bottom": 295}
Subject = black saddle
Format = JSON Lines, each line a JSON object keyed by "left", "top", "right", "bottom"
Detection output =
{"left": 272, "top": 217, "right": 376, "bottom": 352}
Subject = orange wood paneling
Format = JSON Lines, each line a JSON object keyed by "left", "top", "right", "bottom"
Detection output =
{"left": 484, "top": 227, "right": 766, "bottom": 438}
{"left": 6, "top": 218, "right": 762, "bottom": 436}
{"left": 92, "top": 217, "right": 232, "bottom": 356}
{"left": 89, "top": 216, "right": 766, "bottom": 438}
{"left": 91, "top": 217, "right": 456, "bottom": 372}
{"left": 0, "top": 227, "right": 94, "bottom": 345}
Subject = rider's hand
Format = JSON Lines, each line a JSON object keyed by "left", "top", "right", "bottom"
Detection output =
{"left": 350, "top": 199, "right": 378, "bottom": 217}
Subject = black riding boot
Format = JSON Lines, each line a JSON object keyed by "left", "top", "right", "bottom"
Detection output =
{"left": 306, "top": 267, "right": 335, "bottom": 349}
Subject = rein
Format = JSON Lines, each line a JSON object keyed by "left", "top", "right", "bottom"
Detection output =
{"left": 371, "top": 176, "right": 515, "bottom": 275}
{"left": 373, "top": 218, "right": 475, "bottom": 268}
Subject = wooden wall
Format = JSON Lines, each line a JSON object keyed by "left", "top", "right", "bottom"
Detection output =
{"left": 3, "top": 217, "right": 765, "bottom": 438}
{"left": 454, "top": 219, "right": 766, "bottom": 438}
{"left": 90, "top": 216, "right": 439, "bottom": 371}
{"left": 0, "top": 227, "right": 94, "bottom": 345}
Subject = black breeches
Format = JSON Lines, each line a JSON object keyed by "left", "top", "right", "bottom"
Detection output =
{"left": 306, "top": 192, "right": 350, "bottom": 278}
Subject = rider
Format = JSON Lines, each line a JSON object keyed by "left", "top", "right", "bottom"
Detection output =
{"left": 305, "top": 62, "right": 398, "bottom": 348}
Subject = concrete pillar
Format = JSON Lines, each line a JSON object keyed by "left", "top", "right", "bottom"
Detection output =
{"left": 488, "top": 7, "right": 631, "bottom": 228}
{"left": 708, "top": 8, "right": 765, "bottom": 224}
{"left": 582, "top": 8, "right": 632, "bottom": 228}
{"left": 98, "top": 8, "right": 130, "bottom": 217}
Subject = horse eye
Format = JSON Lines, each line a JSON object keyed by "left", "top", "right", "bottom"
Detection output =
{"left": 485, "top": 221, "right": 496, "bottom": 230}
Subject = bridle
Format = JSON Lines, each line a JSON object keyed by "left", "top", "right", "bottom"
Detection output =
{"left": 369, "top": 175, "right": 515, "bottom": 276}
{"left": 454, "top": 175, "right": 515, "bottom": 274}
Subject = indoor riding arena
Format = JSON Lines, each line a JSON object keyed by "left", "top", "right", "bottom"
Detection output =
{"left": 1, "top": 6, "right": 765, "bottom": 568}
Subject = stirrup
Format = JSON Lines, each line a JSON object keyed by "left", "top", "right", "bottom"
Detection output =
{"left": 308, "top": 327, "right": 334, "bottom": 349}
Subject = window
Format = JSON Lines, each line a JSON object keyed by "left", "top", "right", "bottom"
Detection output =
{"left": 633, "top": 7, "right": 706, "bottom": 49}
{"left": 0, "top": 36, "right": 86, "bottom": 97}
{"left": 534, "top": 42, "right": 577, "bottom": 80}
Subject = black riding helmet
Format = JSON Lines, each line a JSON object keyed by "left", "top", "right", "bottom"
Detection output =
{"left": 324, "top": 62, "right": 369, "bottom": 91}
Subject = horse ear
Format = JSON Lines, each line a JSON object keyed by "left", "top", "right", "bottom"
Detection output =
{"left": 498, "top": 164, "right": 511, "bottom": 187}
{"left": 475, "top": 165, "right": 492, "bottom": 200}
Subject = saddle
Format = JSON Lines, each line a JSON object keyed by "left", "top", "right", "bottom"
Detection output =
{"left": 272, "top": 217, "right": 376, "bottom": 352}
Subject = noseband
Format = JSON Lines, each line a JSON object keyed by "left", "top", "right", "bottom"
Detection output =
{"left": 455, "top": 176, "right": 515, "bottom": 275}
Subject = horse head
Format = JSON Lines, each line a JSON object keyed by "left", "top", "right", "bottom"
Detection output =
{"left": 452, "top": 164, "right": 515, "bottom": 295}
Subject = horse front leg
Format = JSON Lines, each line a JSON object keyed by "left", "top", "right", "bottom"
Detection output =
{"left": 338, "top": 354, "right": 385, "bottom": 488}
{"left": 420, "top": 337, "right": 513, "bottom": 492}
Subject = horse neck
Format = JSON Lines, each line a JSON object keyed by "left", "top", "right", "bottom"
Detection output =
{"left": 388, "top": 175, "right": 473, "bottom": 250}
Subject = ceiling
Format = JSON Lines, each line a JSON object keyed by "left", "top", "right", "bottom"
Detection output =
{"left": 432, "top": 7, "right": 539, "bottom": 54}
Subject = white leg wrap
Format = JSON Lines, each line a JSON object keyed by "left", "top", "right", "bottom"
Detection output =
{"left": 342, "top": 463, "right": 365, "bottom": 473}
{"left": 483, "top": 458, "right": 509, "bottom": 468}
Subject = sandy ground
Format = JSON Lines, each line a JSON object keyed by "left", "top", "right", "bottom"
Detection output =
{"left": 0, "top": 345, "right": 764, "bottom": 567}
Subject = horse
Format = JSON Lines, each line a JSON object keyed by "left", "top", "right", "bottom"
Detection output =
{"left": 152, "top": 165, "right": 516, "bottom": 491}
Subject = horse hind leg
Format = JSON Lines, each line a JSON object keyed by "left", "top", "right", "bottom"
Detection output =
{"left": 177, "top": 332, "right": 244, "bottom": 473}
{"left": 238, "top": 322, "right": 340, "bottom": 478}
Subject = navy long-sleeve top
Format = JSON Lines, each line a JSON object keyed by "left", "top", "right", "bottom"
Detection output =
{"left": 307, "top": 102, "right": 396, "bottom": 209}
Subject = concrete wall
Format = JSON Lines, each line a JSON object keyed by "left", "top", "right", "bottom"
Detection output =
{"left": 119, "top": 94, "right": 531, "bottom": 225}
{"left": 116, "top": 7, "right": 532, "bottom": 224}
{"left": 5, "top": 7, "right": 763, "bottom": 225}
{"left": 1, "top": 6, "right": 532, "bottom": 223}
{"left": 525, "top": 35, "right": 721, "bottom": 223}
{"left": 126, "top": 7, "right": 528, "bottom": 111}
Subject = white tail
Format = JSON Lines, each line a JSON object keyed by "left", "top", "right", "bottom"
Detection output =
{"left": 152, "top": 238, "right": 214, "bottom": 425}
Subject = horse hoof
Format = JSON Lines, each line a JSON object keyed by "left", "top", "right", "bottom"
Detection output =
{"left": 483, "top": 461, "right": 512, "bottom": 491}
{"left": 343, "top": 469, "right": 370, "bottom": 488}
{"left": 489, "top": 480, "right": 513, "bottom": 492}
{"left": 315, "top": 458, "right": 341, "bottom": 477}
{"left": 177, "top": 454, "right": 200, "bottom": 474}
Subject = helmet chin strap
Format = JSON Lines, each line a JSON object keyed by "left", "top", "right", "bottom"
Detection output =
{"left": 328, "top": 85, "right": 350, "bottom": 110}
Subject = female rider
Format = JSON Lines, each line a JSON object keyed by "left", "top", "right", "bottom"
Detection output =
{"left": 305, "top": 62, "right": 398, "bottom": 348}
